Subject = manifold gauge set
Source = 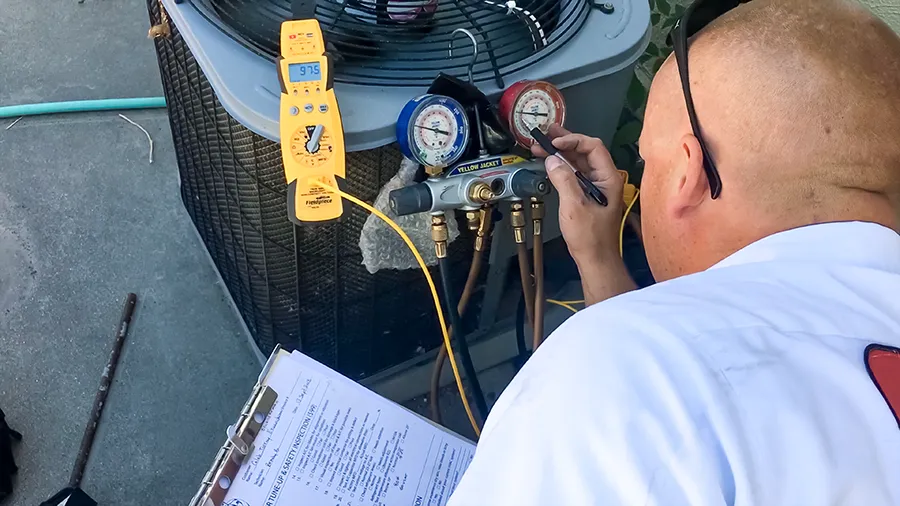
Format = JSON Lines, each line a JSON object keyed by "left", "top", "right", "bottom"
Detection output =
{"left": 390, "top": 79, "right": 567, "bottom": 216}
{"left": 275, "top": 14, "right": 567, "bottom": 223}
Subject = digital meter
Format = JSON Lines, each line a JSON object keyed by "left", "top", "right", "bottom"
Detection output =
{"left": 278, "top": 19, "right": 346, "bottom": 224}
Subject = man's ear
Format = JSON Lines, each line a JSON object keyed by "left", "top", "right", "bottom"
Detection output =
{"left": 670, "top": 133, "right": 710, "bottom": 217}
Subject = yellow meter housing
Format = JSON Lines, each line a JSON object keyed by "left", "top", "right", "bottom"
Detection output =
{"left": 278, "top": 20, "right": 346, "bottom": 224}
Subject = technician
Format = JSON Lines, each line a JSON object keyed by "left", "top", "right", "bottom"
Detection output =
{"left": 448, "top": 0, "right": 900, "bottom": 504}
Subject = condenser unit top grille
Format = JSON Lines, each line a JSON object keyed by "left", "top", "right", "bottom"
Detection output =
{"left": 190, "top": 0, "right": 591, "bottom": 86}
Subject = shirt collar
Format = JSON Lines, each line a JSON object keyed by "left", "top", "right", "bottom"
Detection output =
{"left": 710, "top": 221, "right": 900, "bottom": 273}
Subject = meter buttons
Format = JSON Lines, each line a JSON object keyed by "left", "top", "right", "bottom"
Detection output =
{"left": 319, "top": 104, "right": 328, "bottom": 113}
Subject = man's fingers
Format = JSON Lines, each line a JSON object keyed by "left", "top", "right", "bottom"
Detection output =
{"left": 534, "top": 131, "right": 623, "bottom": 204}
{"left": 550, "top": 134, "right": 604, "bottom": 156}
{"left": 551, "top": 134, "right": 618, "bottom": 183}
{"left": 529, "top": 124, "right": 572, "bottom": 158}
{"left": 547, "top": 123, "right": 571, "bottom": 138}
{"left": 530, "top": 142, "right": 549, "bottom": 159}
{"left": 545, "top": 157, "right": 587, "bottom": 204}
{"left": 547, "top": 154, "right": 624, "bottom": 216}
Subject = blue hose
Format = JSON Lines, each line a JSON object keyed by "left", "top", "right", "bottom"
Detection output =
{"left": 0, "top": 97, "right": 166, "bottom": 119}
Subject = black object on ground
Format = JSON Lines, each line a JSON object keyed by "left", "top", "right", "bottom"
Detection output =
{"left": 40, "top": 293, "right": 138, "bottom": 506}
{"left": 0, "top": 408, "right": 22, "bottom": 503}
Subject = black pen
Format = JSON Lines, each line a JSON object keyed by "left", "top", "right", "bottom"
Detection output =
{"left": 529, "top": 128, "right": 608, "bottom": 206}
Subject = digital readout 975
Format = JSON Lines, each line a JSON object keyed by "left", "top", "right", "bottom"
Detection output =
{"left": 288, "top": 62, "right": 321, "bottom": 83}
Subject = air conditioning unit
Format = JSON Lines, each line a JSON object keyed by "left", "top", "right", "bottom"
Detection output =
{"left": 146, "top": 0, "right": 649, "bottom": 395}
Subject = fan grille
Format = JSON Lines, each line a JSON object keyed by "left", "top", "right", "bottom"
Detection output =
{"left": 190, "top": 0, "right": 592, "bottom": 86}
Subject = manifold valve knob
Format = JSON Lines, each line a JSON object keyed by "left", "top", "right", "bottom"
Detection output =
{"left": 511, "top": 170, "right": 551, "bottom": 199}
{"left": 389, "top": 184, "right": 433, "bottom": 216}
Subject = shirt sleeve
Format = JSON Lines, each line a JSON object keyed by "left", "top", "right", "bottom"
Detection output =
{"left": 446, "top": 301, "right": 736, "bottom": 506}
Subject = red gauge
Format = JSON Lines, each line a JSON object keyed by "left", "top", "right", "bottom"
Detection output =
{"left": 498, "top": 80, "right": 567, "bottom": 148}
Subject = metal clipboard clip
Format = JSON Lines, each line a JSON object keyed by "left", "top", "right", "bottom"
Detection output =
{"left": 188, "top": 345, "right": 282, "bottom": 506}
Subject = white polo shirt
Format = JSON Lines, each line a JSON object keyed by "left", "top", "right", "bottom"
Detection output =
{"left": 448, "top": 221, "right": 900, "bottom": 506}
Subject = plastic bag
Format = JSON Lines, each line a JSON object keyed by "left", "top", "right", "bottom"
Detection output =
{"left": 359, "top": 158, "right": 459, "bottom": 274}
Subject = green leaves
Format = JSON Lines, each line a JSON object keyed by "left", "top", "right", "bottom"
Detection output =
{"left": 653, "top": 56, "right": 666, "bottom": 73}
{"left": 617, "top": 0, "right": 690, "bottom": 181}
{"left": 662, "top": 13, "right": 679, "bottom": 29}
{"left": 613, "top": 119, "right": 643, "bottom": 147}
{"left": 610, "top": 144, "right": 639, "bottom": 174}
{"left": 656, "top": 0, "right": 671, "bottom": 15}
{"left": 626, "top": 74, "right": 648, "bottom": 111}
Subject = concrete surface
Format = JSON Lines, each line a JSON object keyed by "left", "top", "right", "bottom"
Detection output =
{"left": 0, "top": 0, "right": 163, "bottom": 106}
{"left": 0, "top": 0, "right": 264, "bottom": 502}
{"left": 0, "top": 1, "right": 492, "bottom": 504}
{"left": 0, "top": 109, "right": 262, "bottom": 505}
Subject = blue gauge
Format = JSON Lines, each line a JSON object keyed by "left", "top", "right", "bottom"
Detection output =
{"left": 397, "top": 94, "right": 470, "bottom": 169}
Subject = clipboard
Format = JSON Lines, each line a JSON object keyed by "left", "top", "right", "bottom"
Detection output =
{"left": 189, "top": 346, "right": 477, "bottom": 506}
{"left": 188, "top": 346, "right": 282, "bottom": 506}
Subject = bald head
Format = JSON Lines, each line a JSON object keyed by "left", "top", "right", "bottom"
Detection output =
{"left": 638, "top": 0, "right": 900, "bottom": 281}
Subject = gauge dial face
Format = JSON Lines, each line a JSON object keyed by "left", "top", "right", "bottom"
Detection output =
{"left": 502, "top": 81, "right": 566, "bottom": 148}
{"left": 404, "top": 96, "right": 469, "bottom": 168}
{"left": 514, "top": 88, "right": 558, "bottom": 136}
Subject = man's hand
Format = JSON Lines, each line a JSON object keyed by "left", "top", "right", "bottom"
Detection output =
{"left": 531, "top": 125, "right": 624, "bottom": 262}
{"left": 531, "top": 125, "right": 637, "bottom": 305}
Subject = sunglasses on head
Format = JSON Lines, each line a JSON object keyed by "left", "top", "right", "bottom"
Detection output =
{"left": 667, "top": 0, "right": 749, "bottom": 199}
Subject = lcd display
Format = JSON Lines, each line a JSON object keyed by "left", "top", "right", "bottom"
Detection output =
{"left": 289, "top": 62, "right": 321, "bottom": 82}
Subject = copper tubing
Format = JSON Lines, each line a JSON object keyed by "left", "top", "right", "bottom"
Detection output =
{"left": 430, "top": 208, "right": 493, "bottom": 424}
{"left": 532, "top": 239, "right": 545, "bottom": 350}
{"left": 510, "top": 201, "right": 534, "bottom": 327}
{"left": 516, "top": 242, "right": 535, "bottom": 327}
{"left": 531, "top": 199, "right": 545, "bottom": 351}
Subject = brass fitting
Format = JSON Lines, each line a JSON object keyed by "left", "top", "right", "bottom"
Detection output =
{"left": 431, "top": 214, "right": 449, "bottom": 259}
{"left": 465, "top": 210, "right": 480, "bottom": 232}
{"left": 467, "top": 181, "right": 494, "bottom": 205}
{"left": 530, "top": 198, "right": 545, "bottom": 237}
{"left": 425, "top": 165, "right": 443, "bottom": 177}
{"left": 510, "top": 201, "right": 526, "bottom": 244}
{"left": 474, "top": 207, "right": 494, "bottom": 252}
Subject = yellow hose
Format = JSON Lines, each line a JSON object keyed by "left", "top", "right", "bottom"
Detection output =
{"left": 317, "top": 180, "right": 482, "bottom": 437}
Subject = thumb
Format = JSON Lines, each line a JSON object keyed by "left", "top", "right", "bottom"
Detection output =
{"left": 545, "top": 157, "right": 584, "bottom": 202}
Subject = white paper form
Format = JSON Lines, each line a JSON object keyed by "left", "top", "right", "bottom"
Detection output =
{"left": 222, "top": 351, "right": 476, "bottom": 506}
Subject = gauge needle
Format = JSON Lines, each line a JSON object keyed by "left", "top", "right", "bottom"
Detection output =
{"left": 415, "top": 124, "right": 450, "bottom": 136}
{"left": 517, "top": 110, "right": 549, "bottom": 117}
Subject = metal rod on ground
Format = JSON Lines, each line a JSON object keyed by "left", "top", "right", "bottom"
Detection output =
{"left": 68, "top": 293, "right": 138, "bottom": 489}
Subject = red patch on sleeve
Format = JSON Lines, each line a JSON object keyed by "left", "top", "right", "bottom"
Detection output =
{"left": 865, "top": 344, "right": 900, "bottom": 428}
